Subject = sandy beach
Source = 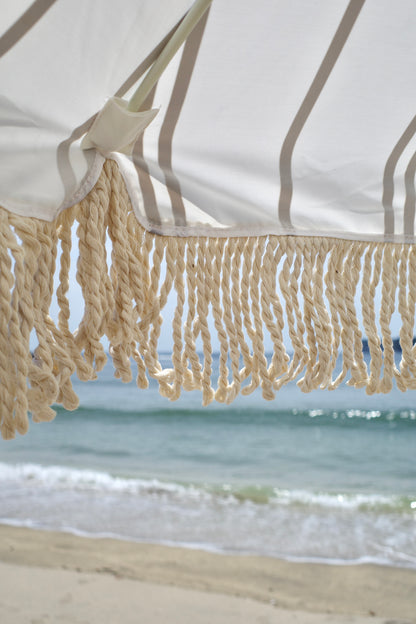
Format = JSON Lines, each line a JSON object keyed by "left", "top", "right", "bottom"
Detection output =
{"left": 0, "top": 525, "right": 414, "bottom": 623}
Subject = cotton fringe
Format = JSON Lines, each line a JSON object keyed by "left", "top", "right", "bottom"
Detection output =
{"left": 1, "top": 160, "right": 416, "bottom": 437}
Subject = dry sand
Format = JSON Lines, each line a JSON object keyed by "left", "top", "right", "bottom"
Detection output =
{"left": 0, "top": 525, "right": 414, "bottom": 623}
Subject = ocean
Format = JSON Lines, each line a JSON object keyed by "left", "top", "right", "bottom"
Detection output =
{"left": 0, "top": 354, "right": 415, "bottom": 569}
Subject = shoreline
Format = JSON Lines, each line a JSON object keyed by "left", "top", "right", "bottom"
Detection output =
{"left": 2, "top": 519, "right": 415, "bottom": 572}
{"left": 0, "top": 525, "right": 414, "bottom": 622}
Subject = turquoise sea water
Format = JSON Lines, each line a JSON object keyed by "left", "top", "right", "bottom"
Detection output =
{"left": 0, "top": 355, "right": 415, "bottom": 568}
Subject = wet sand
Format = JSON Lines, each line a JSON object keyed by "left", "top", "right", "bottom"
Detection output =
{"left": 0, "top": 525, "right": 414, "bottom": 623}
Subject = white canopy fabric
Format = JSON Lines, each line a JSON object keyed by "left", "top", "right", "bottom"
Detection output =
{"left": 3, "top": 0, "right": 416, "bottom": 242}
{"left": 2, "top": 0, "right": 416, "bottom": 437}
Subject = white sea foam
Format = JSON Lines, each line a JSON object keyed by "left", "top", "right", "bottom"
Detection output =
{"left": 0, "top": 462, "right": 209, "bottom": 500}
{"left": 271, "top": 488, "right": 406, "bottom": 511}
{"left": 0, "top": 462, "right": 414, "bottom": 512}
{"left": 1, "top": 461, "right": 415, "bottom": 569}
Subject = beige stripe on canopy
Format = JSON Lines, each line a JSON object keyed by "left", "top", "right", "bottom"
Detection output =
{"left": 133, "top": 86, "right": 162, "bottom": 226}
{"left": 277, "top": 0, "right": 365, "bottom": 229}
{"left": 0, "top": 0, "right": 56, "bottom": 58}
{"left": 157, "top": 7, "right": 210, "bottom": 227}
{"left": 382, "top": 116, "right": 416, "bottom": 237}
{"left": 404, "top": 151, "right": 416, "bottom": 237}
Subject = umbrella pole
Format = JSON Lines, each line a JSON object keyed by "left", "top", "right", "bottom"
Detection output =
{"left": 127, "top": 0, "right": 212, "bottom": 112}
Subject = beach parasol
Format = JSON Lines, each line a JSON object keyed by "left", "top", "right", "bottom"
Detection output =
{"left": 1, "top": 0, "right": 416, "bottom": 438}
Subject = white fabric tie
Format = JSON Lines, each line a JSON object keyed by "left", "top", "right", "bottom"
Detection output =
{"left": 81, "top": 97, "right": 158, "bottom": 157}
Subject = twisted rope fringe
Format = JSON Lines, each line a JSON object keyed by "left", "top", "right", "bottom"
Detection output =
{"left": 1, "top": 159, "right": 416, "bottom": 438}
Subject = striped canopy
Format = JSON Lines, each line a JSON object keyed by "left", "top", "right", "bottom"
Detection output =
{"left": 3, "top": 0, "right": 415, "bottom": 240}
{"left": 1, "top": 0, "right": 416, "bottom": 437}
